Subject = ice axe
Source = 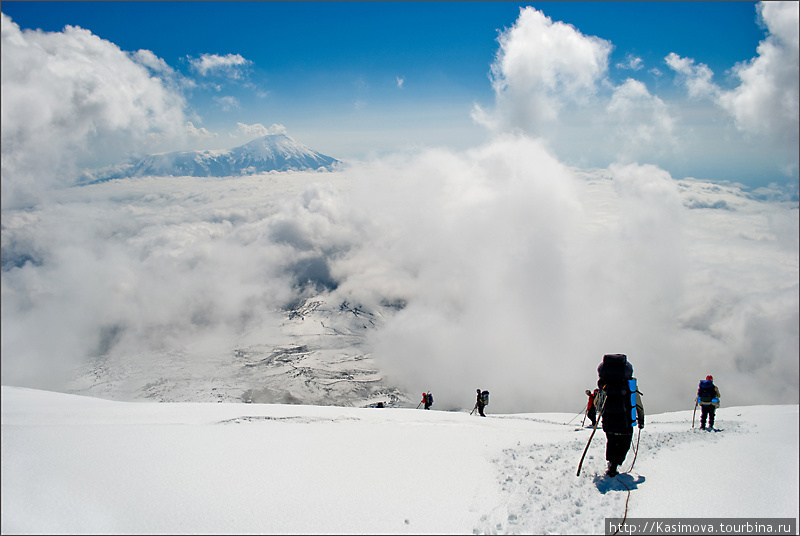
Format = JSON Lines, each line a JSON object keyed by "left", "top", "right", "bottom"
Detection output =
{"left": 692, "top": 399, "right": 698, "bottom": 428}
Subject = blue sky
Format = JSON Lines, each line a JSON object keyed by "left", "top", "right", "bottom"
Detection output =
{"left": 1, "top": 1, "right": 798, "bottom": 190}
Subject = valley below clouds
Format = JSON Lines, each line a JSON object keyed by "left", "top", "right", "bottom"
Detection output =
{"left": 2, "top": 138, "right": 797, "bottom": 414}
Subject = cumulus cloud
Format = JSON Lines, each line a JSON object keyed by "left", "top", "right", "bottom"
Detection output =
{"left": 341, "top": 137, "right": 796, "bottom": 412}
{"left": 469, "top": 6, "right": 682, "bottom": 171}
{"left": 131, "top": 49, "right": 172, "bottom": 74}
{"left": 1, "top": 4, "right": 796, "bottom": 414}
{"left": 189, "top": 53, "right": 251, "bottom": 78}
{"left": 718, "top": 2, "right": 799, "bottom": 141}
{"left": 665, "top": 53, "right": 719, "bottom": 99}
{"left": 472, "top": 2, "right": 796, "bottom": 185}
{"left": 186, "top": 121, "right": 217, "bottom": 141}
{"left": 0, "top": 13, "right": 189, "bottom": 209}
{"left": 666, "top": 1, "right": 799, "bottom": 172}
{"left": 606, "top": 79, "right": 677, "bottom": 162}
{"left": 1, "top": 133, "right": 797, "bottom": 410}
{"left": 616, "top": 53, "right": 644, "bottom": 71}
{"left": 473, "top": 6, "right": 612, "bottom": 134}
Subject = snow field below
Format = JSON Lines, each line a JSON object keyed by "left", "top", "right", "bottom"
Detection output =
{"left": 2, "top": 387, "right": 797, "bottom": 534}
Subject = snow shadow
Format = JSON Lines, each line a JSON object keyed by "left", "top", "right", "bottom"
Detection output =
{"left": 593, "top": 473, "right": 645, "bottom": 494}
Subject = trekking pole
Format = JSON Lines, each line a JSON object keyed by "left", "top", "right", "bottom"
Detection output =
{"left": 581, "top": 409, "right": 587, "bottom": 428}
{"left": 470, "top": 403, "right": 476, "bottom": 416}
{"left": 692, "top": 399, "right": 698, "bottom": 428}
{"left": 577, "top": 396, "right": 606, "bottom": 476}
{"left": 416, "top": 401, "right": 422, "bottom": 409}
{"left": 566, "top": 405, "right": 585, "bottom": 425}
{"left": 577, "top": 419, "right": 600, "bottom": 476}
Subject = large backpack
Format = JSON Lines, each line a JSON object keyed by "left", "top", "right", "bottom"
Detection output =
{"left": 480, "top": 390, "right": 489, "bottom": 406}
{"left": 427, "top": 393, "right": 433, "bottom": 406}
{"left": 597, "top": 354, "right": 638, "bottom": 429}
{"left": 697, "top": 380, "right": 719, "bottom": 407}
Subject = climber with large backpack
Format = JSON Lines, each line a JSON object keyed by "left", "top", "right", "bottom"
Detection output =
{"left": 595, "top": 354, "right": 645, "bottom": 477}
{"left": 424, "top": 392, "right": 433, "bottom": 410}
{"left": 697, "top": 375, "right": 720, "bottom": 430}
{"left": 472, "top": 389, "right": 489, "bottom": 417}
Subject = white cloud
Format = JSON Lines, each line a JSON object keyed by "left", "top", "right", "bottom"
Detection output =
{"left": 473, "top": 6, "right": 612, "bottom": 134}
{"left": 718, "top": 2, "right": 799, "bottom": 141}
{"left": 0, "top": 5, "right": 796, "bottom": 413}
{"left": 617, "top": 53, "right": 643, "bottom": 71}
{"left": 665, "top": 52, "right": 719, "bottom": 99}
{"left": 214, "top": 95, "right": 240, "bottom": 111}
{"left": 606, "top": 79, "right": 677, "bottom": 162}
{"left": 186, "top": 121, "right": 216, "bottom": 140}
{"left": 0, "top": 13, "right": 189, "bottom": 210}
{"left": 344, "top": 138, "right": 797, "bottom": 411}
{"left": 131, "top": 49, "right": 172, "bottom": 74}
{"left": 189, "top": 53, "right": 251, "bottom": 78}
{"left": 472, "top": 2, "right": 797, "bottom": 184}
{"left": 665, "top": 1, "right": 799, "bottom": 173}
{"left": 396, "top": 76, "right": 405, "bottom": 89}
{"left": 1, "top": 135, "right": 797, "bottom": 410}
{"left": 237, "top": 122, "right": 269, "bottom": 138}
{"left": 236, "top": 122, "right": 286, "bottom": 138}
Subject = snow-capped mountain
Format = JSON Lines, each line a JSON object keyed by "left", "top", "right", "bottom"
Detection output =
{"left": 105, "top": 133, "right": 338, "bottom": 179}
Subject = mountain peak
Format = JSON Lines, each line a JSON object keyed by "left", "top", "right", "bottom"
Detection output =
{"left": 101, "top": 132, "right": 339, "bottom": 179}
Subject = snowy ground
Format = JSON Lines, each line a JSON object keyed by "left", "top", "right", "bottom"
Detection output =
{"left": 2, "top": 386, "right": 797, "bottom": 534}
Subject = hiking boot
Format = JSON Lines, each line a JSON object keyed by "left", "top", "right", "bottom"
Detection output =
{"left": 605, "top": 463, "right": 618, "bottom": 477}
{"left": 700, "top": 424, "right": 705, "bottom": 430}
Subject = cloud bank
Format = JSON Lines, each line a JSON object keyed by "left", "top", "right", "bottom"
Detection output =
{"left": 1, "top": 6, "right": 797, "bottom": 414}
{"left": 1, "top": 138, "right": 796, "bottom": 412}
{"left": 0, "top": 14, "right": 190, "bottom": 210}
{"left": 668, "top": 2, "right": 799, "bottom": 152}
{"left": 474, "top": 3, "right": 799, "bottom": 181}
{"left": 473, "top": 6, "right": 612, "bottom": 133}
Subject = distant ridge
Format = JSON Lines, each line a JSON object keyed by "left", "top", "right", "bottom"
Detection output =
{"left": 100, "top": 133, "right": 338, "bottom": 179}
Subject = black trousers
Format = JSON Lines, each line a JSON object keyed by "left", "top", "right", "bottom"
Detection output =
{"left": 605, "top": 431, "right": 633, "bottom": 466}
{"left": 587, "top": 406, "right": 596, "bottom": 426}
{"left": 477, "top": 403, "right": 485, "bottom": 416}
{"left": 700, "top": 405, "right": 715, "bottom": 427}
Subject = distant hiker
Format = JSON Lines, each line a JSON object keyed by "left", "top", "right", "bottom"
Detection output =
{"left": 422, "top": 392, "right": 433, "bottom": 410}
{"left": 585, "top": 389, "right": 599, "bottom": 427}
{"left": 697, "top": 375, "right": 720, "bottom": 430}
{"left": 596, "top": 354, "right": 644, "bottom": 477}
{"left": 473, "top": 389, "right": 488, "bottom": 417}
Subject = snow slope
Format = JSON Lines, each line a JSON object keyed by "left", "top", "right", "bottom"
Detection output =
{"left": 2, "top": 386, "right": 797, "bottom": 534}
